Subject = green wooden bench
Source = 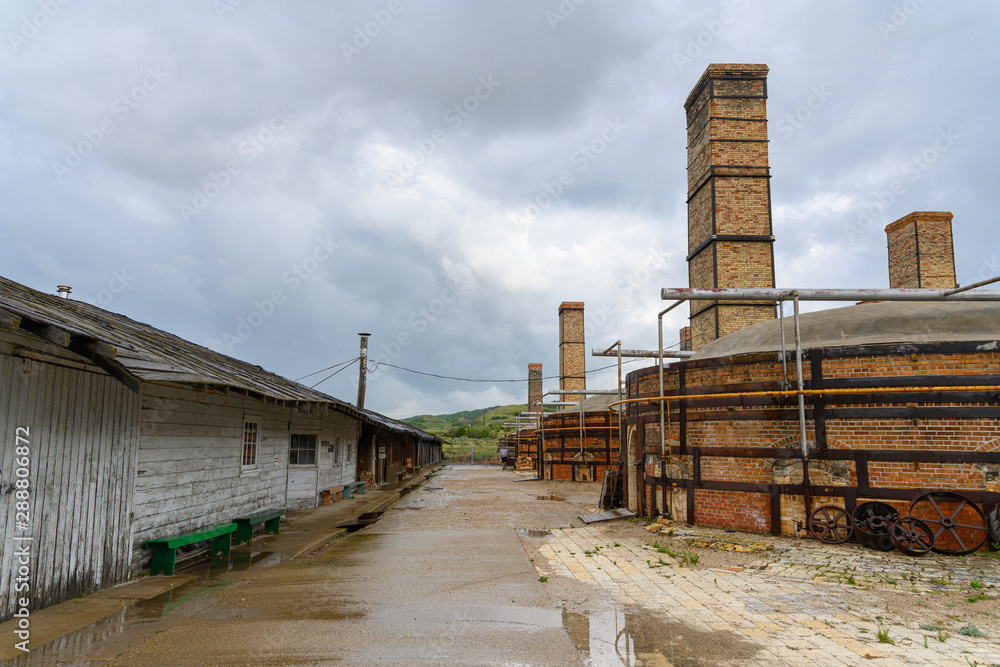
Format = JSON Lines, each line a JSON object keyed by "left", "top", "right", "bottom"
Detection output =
{"left": 144, "top": 522, "right": 237, "bottom": 575}
{"left": 233, "top": 508, "right": 286, "bottom": 545}
{"left": 342, "top": 481, "right": 366, "bottom": 499}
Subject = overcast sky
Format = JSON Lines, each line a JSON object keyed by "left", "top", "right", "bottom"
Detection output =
{"left": 2, "top": 2, "right": 998, "bottom": 418}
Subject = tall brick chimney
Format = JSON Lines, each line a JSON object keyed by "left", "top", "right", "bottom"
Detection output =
{"left": 885, "top": 212, "right": 957, "bottom": 289}
{"left": 558, "top": 302, "right": 585, "bottom": 404}
{"left": 527, "top": 363, "right": 543, "bottom": 419}
{"left": 684, "top": 63, "right": 776, "bottom": 350}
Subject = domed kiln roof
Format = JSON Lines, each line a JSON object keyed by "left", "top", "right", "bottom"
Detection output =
{"left": 690, "top": 301, "right": 1000, "bottom": 360}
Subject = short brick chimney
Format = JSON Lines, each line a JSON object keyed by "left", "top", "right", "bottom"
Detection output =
{"left": 885, "top": 212, "right": 957, "bottom": 289}
{"left": 679, "top": 326, "right": 692, "bottom": 352}
{"left": 527, "top": 363, "right": 543, "bottom": 417}
{"left": 558, "top": 302, "right": 585, "bottom": 404}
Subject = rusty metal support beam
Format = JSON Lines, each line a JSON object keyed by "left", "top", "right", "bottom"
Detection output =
{"left": 661, "top": 287, "right": 1000, "bottom": 301}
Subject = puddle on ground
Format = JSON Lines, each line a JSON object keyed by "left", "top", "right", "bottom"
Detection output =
{"left": 562, "top": 606, "right": 759, "bottom": 666}
{"left": 7, "top": 550, "right": 287, "bottom": 665}
{"left": 537, "top": 495, "right": 567, "bottom": 501}
{"left": 516, "top": 529, "right": 553, "bottom": 538}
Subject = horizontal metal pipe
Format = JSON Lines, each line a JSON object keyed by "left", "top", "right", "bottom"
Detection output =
{"left": 660, "top": 287, "right": 1000, "bottom": 301}
{"left": 545, "top": 389, "right": 619, "bottom": 395}
{"left": 591, "top": 348, "right": 694, "bottom": 358}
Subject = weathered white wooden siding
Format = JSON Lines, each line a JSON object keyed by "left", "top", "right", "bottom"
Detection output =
{"left": 131, "top": 384, "right": 291, "bottom": 568}
{"left": 286, "top": 410, "right": 360, "bottom": 509}
{"left": 0, "top": 345, "right": 140, "bottom": 622}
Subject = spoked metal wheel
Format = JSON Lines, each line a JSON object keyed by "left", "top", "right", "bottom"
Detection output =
{"left": 808, "top": 505, "right": 854, "bottom": 544}
{"left": 853, "top": 502, "right": 899, "bottom": 552}
{"left": 889, "top": 516, "right": 935, "bottom": 557}
{"left": 909, "top": 491, "right": 988, "bottom": 556}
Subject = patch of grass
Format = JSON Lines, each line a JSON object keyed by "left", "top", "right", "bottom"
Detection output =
{"left": 968, "top": 593, "right": 991, "bottom": 603}
{"left": 971, "top": 580, "right": 984, "bottom": 590}
{"left": 538, "top": 576, "right": 548, "bottom": 583}
{"left": 959, "top": 623, "right": 985, "bottom": 637}
{"left": 876, "top": 628, "right": 893, "bottom": 644}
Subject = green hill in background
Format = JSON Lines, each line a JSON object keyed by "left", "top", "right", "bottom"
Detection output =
{"left": 402, "top": 405, "right": 527, "bottom": 435}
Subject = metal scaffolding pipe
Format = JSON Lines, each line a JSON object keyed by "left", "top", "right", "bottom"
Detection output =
{"left": 591, "top": 348, "right": 694, "bottom": 358}
{"left": 661, "top": 287, "right": 1000, "bottom": 301}
{"left": 545, "top": 389, "right": 619, "bottom": 395}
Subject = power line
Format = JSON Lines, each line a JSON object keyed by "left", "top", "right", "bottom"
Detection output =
{"left": 310, "top": 359, "right": 360, "bottom": 389}
{"left": 294, "top": 356, "right": 359, "bottom": 382}
{"left": 367, "top": 358, "right": 646, "bottom": 384}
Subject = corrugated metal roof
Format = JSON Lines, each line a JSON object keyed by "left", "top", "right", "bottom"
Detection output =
{"left": 0, "top": 275, "right": 439, "bottom": 442}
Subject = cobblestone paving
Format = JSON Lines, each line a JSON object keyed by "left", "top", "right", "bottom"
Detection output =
{"left": 532, "top": 524, "right": 1000, "bottom": 666}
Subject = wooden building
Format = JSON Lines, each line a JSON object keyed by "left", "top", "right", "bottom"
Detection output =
{"left": 0, "top": 276, "right": 439, "bottom": 621}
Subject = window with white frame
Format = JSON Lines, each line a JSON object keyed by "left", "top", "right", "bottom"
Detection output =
{"left": 289, "top": 433, "right": 317, "bottom": 465}
{"left": 242, "top": 418, "right": 260, "bottom": 468}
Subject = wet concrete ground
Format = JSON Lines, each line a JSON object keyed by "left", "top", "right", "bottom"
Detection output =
{"left": 7, "top": 466, "right": 1000, "bottom": 665}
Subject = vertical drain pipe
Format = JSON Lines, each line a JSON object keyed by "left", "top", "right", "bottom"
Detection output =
{"left": 658, "top": 302, "right": 683, "bottom": 518}
{"left": 793, "top": 293, "right": 811, "bottom": 517}
{"left": 778, "top": 297, "right": 787, "bottom": 390}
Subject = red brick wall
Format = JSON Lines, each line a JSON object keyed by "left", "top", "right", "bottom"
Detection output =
{"left": 627, "top": 343, "right": 1000, "bottom": 535}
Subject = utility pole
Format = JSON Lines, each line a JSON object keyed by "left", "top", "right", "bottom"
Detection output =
{"left": 356, "top": 333, "right": 370, "bottom": 409}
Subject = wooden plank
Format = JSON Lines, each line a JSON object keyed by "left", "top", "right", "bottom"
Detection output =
{"left": 578, "top": 508, "right": 635, "bottom": 524}
{"left": 0, "top": 306, "right": 21, "bottom": 329}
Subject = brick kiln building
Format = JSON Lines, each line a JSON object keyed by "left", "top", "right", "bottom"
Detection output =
{"left": 620, "top": 63, "right": 1000, "bottom": 548}
{"left": 504, "top": 303, "right": 622, "bottom": 481}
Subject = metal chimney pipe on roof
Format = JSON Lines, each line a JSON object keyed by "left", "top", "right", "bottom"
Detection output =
{"left": 356, "top": 333, "right": 371, "bottom": 409}
{"left": 56, "top": 285, "right": 72, "bottom": 299}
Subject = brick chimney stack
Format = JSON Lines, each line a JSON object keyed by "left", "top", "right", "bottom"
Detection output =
{"left": 684, "top": 63, "right": 776, "bottom": 350}
{"left": 885, "top": 212, "right": 957, "bottom": 289}
{"left": 679, "top": 326, "right": 692, "bottom": 352}
{"left": 558, "top": 302, "right": 585, "bottom": 404}
{"left": 527, "top": 363, "right": 543, "bottom": 420}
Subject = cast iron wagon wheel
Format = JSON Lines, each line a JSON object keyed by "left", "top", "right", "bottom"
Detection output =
{"left": 909, "top": 491, "right": 988, "bottom": 556}
{"left": 889, "top": 516, "right": 935, "bottom": 557}
{"left": 807, "top": 505, "right": 854, "bottom": 544}
{"left": 852, "top": 502, "right": 899, "bottom": 552}
{"left": 986, "top": 504, "right": 1000, "bottom": 552}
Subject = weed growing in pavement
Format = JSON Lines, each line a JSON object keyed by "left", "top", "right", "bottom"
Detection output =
{"left": 613, "top": 542, "right": 620, "bottom": 547}
{"left": 538, "top": 576, "right": 548, "bottom": 583}
{"left": 920, "top": 623, "right": 942, "bottom": 631}
{"left": 876, "top": 628, "right": 893, "bottom": 644}
{"left": 939, "top": 629, "right": 949, "bottom": 642}
{"left": 959, "top": 623, "right": 985, "bottom": 637}
{"left": 968, "top": 593, "right": 991, "bottom": 603}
